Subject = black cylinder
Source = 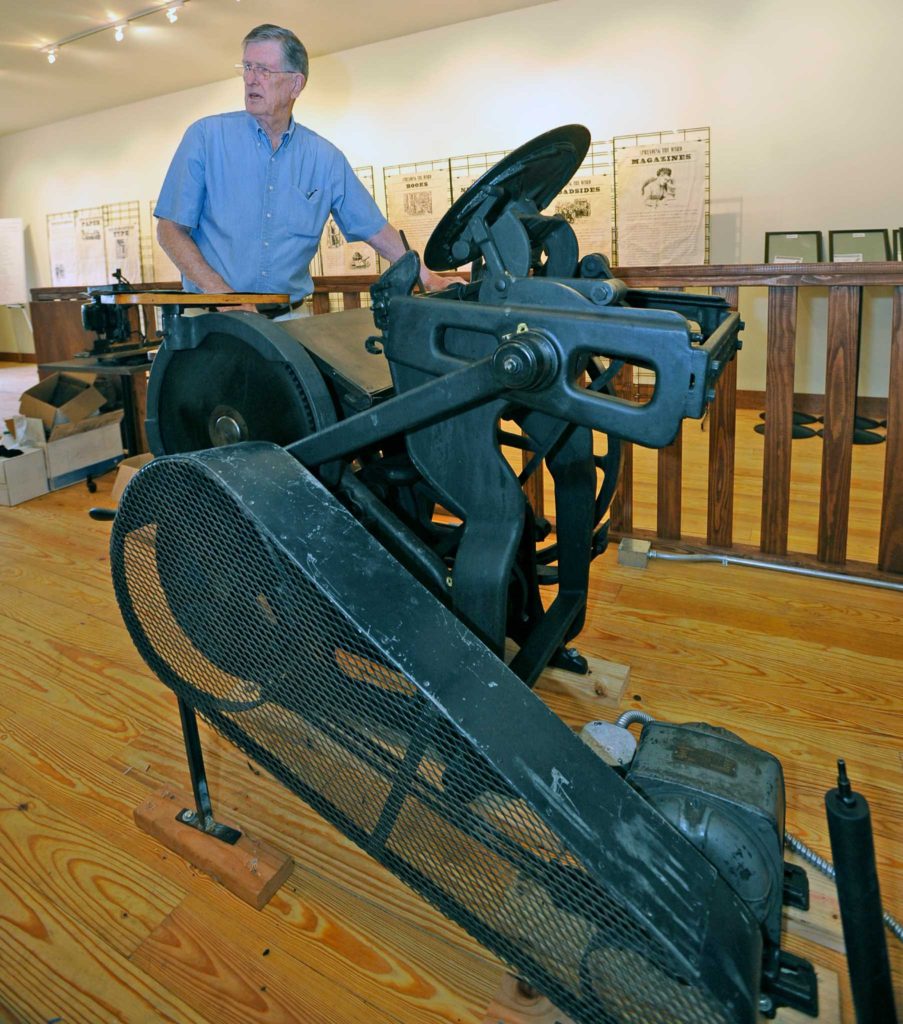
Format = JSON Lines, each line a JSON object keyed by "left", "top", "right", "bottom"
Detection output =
{"left": 825, "top": 760, "right": 898, "bottom": 1024}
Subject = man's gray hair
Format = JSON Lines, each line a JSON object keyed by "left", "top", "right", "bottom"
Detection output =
{"left": 243, "top": 24, "right": 309, "bottom": 78}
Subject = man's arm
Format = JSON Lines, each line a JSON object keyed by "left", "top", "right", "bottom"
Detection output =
{"left": 157, "top": 219, "right": 257, "bottom": 311}
{"left": 157, "top": 219, "right": 232, "bottom": 293}
{"left": 366, "top": 223, "right": 465, "bottom": 292}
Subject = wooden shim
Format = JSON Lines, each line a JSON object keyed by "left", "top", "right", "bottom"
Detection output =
{"left": 504, "top": 641, "right": 631, "bottom": 710}
{"left": 133, "top": 787, "right": 293, "bottom": 911}
{"left": 533, "top": 654, "right": 630, "bottom": 708}
{"left": 482, "top": 965, "right": 840, "bottom": 1024}
{"left": 784, "top": 853, "right": 843, "bottom": 953}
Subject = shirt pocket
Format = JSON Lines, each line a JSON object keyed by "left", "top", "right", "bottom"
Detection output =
{"left": 287, "top": 185, "right": 330, "bottom": 240}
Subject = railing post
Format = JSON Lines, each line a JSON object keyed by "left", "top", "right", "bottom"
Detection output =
{"left": 707, "top": 285, "right": 739, "bottom": 548}
{"left": 609, "top": 364, "right": 635, "bottom": 534}
{"left": 760, "top": 287, "right": 798, "bottom": 556}
{"left": 878, "top": 287, "right": 903, "bottom": 573}
{"left": 657, "top": 430, "right": 682, "bottom": 539}
{"left": 817, "top": 286, "right": 861, "bottom": 564}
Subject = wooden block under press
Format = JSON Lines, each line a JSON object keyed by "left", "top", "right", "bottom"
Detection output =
{"left": 534, "top": 654, "right": 630, "bottom": 708}
{"left": 784, "top": 852, "right": 844, "bottom": 953}
{"left": 134, "top": 787, "right": 293, "bottom": 911}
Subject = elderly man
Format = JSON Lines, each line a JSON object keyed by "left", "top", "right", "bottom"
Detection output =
{"left": 155, "top": 23, "right": 451, "bottom": 314}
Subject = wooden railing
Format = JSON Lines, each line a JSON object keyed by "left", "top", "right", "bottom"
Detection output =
{"left": 610, "top": 264, "right": 901, "bottom": 580}
{"left": 312, "top": 267, "right": 902, "bottom": 582}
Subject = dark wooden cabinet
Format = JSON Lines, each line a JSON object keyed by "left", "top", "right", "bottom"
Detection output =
{"left": 29, "top": 286, "right": 98, "bottom": 377}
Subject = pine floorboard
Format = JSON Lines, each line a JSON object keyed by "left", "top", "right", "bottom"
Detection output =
{"left": 0, "top": 359, "right": 900, "bottom": 1023}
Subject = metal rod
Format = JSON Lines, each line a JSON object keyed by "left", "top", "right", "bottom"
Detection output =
{"left": 177, "top": 696, "right": 215, "bottom": 826}
{"left": 825, "top": 760, "right": 898, "bottom": 1023}
{"left": 648, "top": 550, "right": 903, "bottom": 593}
{"left": 175, "top": 698, "right": 242, "bottom": 844}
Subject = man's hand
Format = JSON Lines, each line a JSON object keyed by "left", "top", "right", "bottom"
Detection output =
{"left": 421, "top": 268, "right": 467, "bottom": 292}
{"left": 367, "top": 223, "right": 468, "bottom": 293}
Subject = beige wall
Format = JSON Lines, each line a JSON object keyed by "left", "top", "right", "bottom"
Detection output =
{"left": 1, "top": 0, "right": 901, "bottom": 395}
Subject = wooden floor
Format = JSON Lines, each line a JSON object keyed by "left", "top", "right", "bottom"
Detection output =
{"left": 0, "top": 362, "right": 900, "bottom": 1024}
{"left": 0, "top": 362, "right": 38, "bottom": 423}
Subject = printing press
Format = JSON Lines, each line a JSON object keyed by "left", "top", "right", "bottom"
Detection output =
{"left": 109, "top": 125, "right": 819, "bottom": 1023}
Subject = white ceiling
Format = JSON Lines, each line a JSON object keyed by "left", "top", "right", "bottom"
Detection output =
{"left": 1, "top": 0, "right": 551, "bottom": 138}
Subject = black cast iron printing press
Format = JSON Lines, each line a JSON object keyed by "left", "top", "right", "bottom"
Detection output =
{"left": 109, "top": 126, "right": 819, "bottom": 1023}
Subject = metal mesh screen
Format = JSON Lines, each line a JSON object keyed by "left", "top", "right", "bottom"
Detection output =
{"left": 111, "top": 455, "right": 735, "bottom": 1024}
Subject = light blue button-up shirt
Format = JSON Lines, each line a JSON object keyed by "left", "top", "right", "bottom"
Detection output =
{"left": 155, "top": 112, "right": 387, "bottom": 301}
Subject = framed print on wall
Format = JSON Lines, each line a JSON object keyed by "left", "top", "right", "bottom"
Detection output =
{"left": 828, "top": 228, "right": 891, "bottom": 262}
{"left": 893, "top": 227, "right": 903, "bottom": 261}
{"left": 764, "top": 231, "right": 823, "bottom": 264}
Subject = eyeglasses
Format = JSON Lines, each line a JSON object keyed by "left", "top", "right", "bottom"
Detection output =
{"left": 234, "top": 62, "right": 298, "bottom": 80}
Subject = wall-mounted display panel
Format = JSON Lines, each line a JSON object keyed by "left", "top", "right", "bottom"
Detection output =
{"left": 318, "top": 167, "right": 382, "bottom": 277}
{"left": 383, "top": 159, "right": 453, "bottom": 262}
{"left": 613, "top": 127, "right": 710, "bottom": 266}
{"left": 829, "top": 229, "right": 891, "bottom": 262}
{"left": 764, "top": 231, "right": 823, "bottom": 263}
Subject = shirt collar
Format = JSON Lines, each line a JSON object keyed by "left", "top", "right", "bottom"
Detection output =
{"left": 247, "top": 112, "right": 296, "bottom": 147}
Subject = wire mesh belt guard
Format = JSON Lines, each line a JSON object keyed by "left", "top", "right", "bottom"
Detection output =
{"left": 111, "top": 442, "right": 761, "bottom": 1024}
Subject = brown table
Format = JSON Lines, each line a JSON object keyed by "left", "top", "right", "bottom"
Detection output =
{"left": 38, "top": 353, "right": 155, "bottom": 457}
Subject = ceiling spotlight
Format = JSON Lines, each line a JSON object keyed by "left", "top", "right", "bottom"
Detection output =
{"left": 47, "top": 47, "right": 57, "bottom": 64}
{"left": 114, "top": 23, "right": 126, "bottom": 42}
{"left": 166, "top": 6, "right": 178, "bottom": 21}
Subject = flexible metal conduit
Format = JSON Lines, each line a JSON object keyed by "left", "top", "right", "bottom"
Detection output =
{"left": 785, "top": 831, "right": 903, "bottom": 942}
{"left": 647, "top": 550, "right": 903, "bottom": 593}
{"left": 613, "top": 712, "right": 903, "bottom": 943}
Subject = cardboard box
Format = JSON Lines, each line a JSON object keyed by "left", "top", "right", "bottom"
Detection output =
{"left": 19, "top": 372, "right": 106, "bottom": 435}
{"left": 111, "top": 452, "right": 153, "bottom": 505}
{"left": 43, "top": 410, "right": 125, "bottom": 490}
{"left": 0, "top": 446, "right": 49, "bottom": 506}
{"left": 4, "top": 414, "right": 45, "bottom": 448}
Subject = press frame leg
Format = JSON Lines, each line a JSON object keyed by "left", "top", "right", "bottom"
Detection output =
{"left": 175, "top": 696, "right": 242, "bottom": 845}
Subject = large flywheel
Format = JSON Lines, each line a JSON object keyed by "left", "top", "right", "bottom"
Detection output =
{"left": 145, "top": 311, "right": 337, "bottom": 455}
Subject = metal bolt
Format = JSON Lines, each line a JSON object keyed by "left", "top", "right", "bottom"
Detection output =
{"left": 502, "top": 356, "right": 521, "bottom": 374}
